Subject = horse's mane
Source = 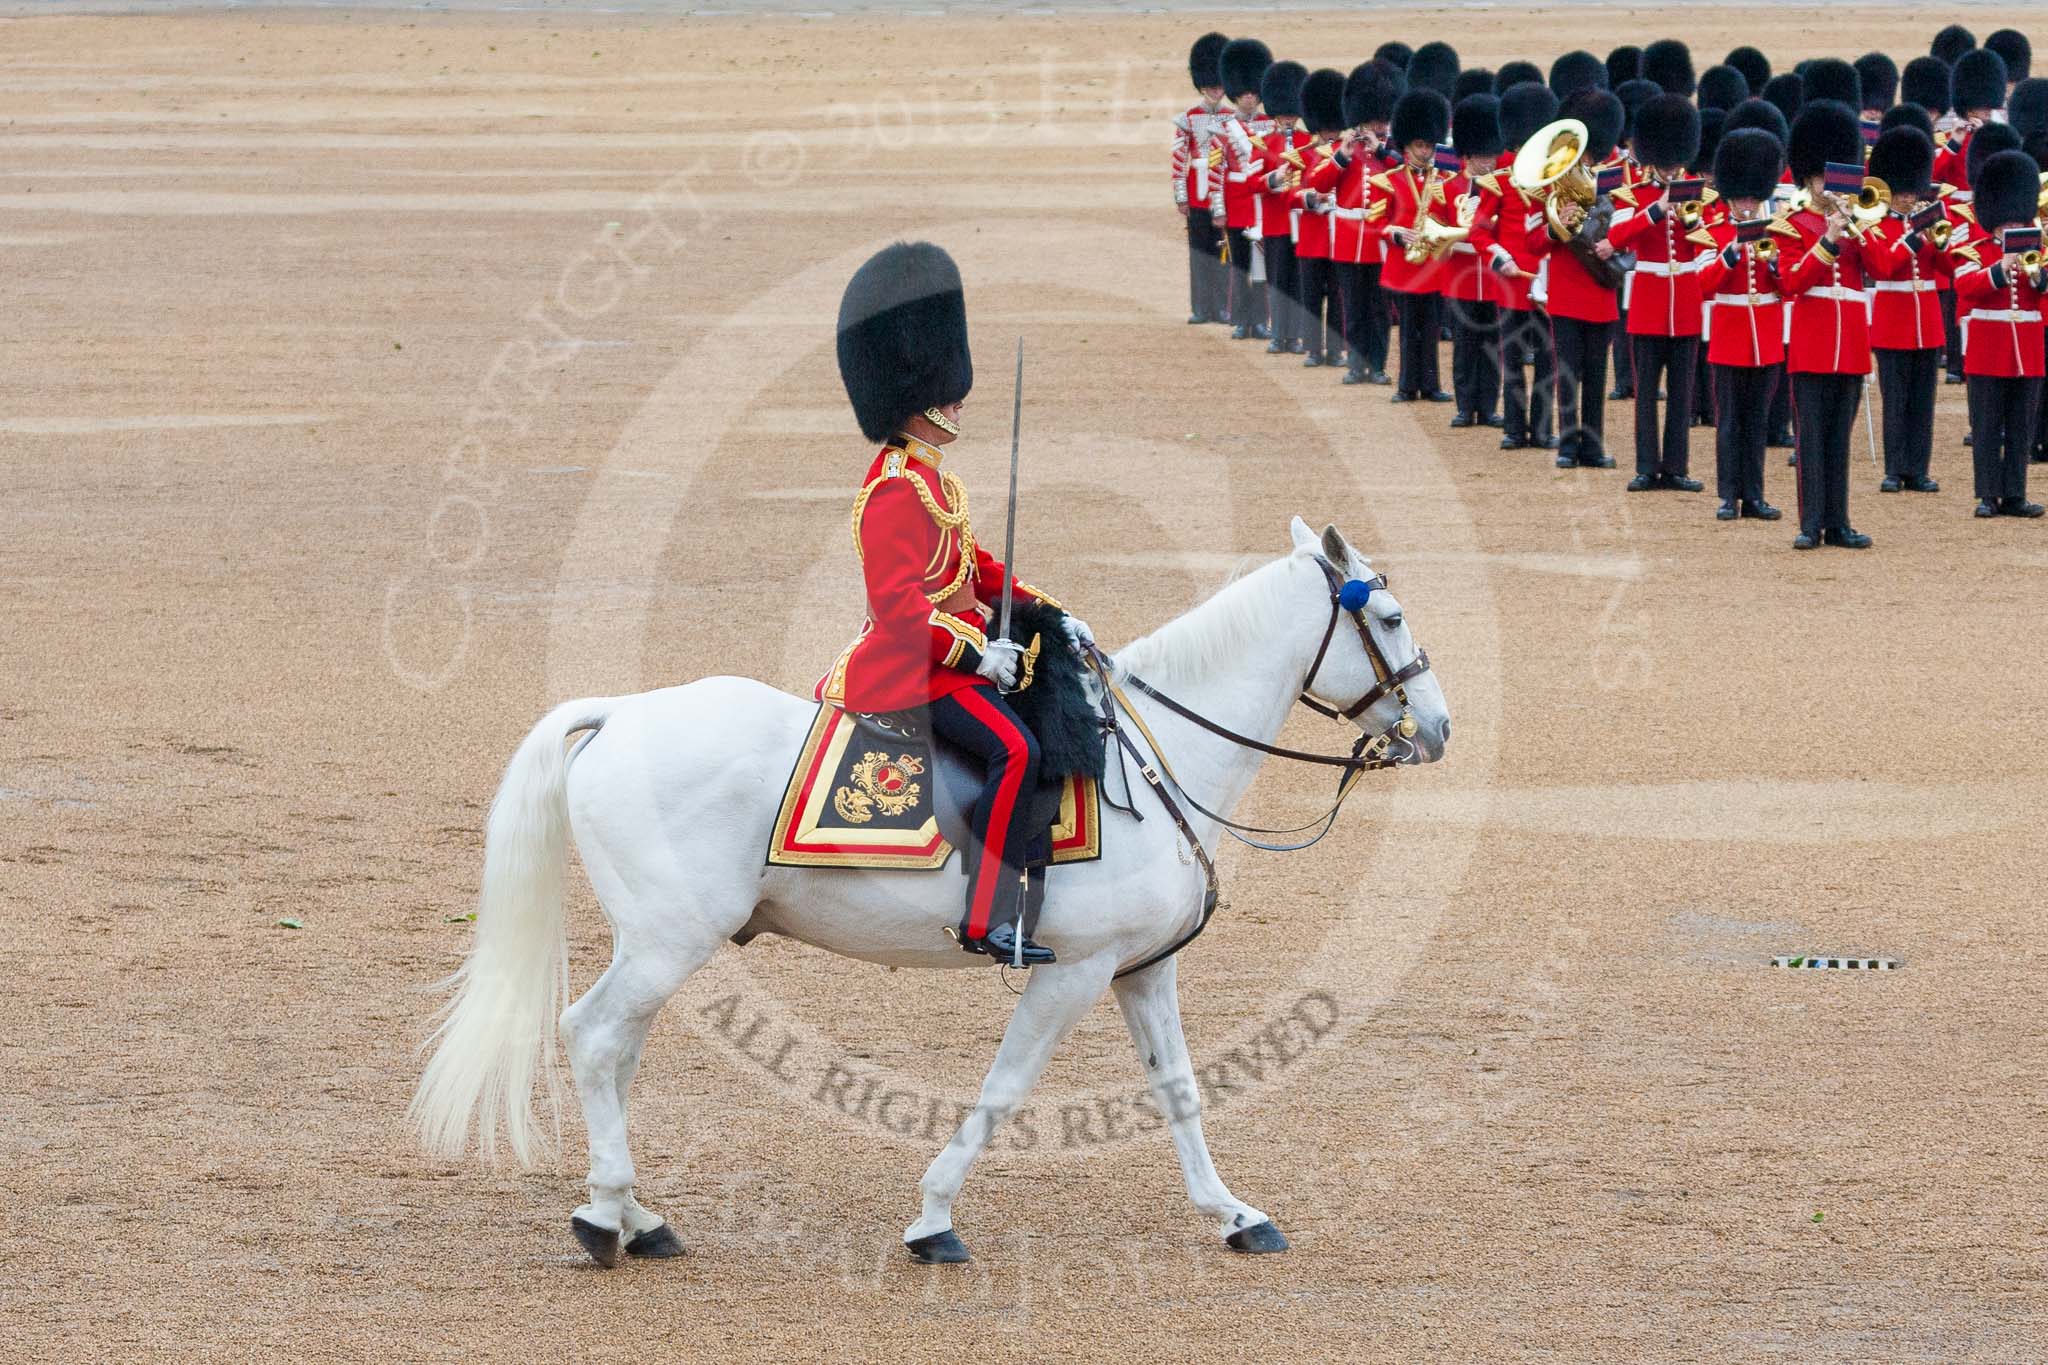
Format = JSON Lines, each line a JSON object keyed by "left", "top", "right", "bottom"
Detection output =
{"left": 1113, "top": 553, "right": 1295, "bottom": 688}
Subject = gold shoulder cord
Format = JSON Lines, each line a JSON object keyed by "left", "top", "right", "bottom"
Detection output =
{"left": 848, "top": 455, "right": 977, "bottom": 606}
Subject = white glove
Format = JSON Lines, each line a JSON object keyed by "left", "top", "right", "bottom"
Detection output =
{"left": 1061, "top": 614, "right": 1095, "bottom": 651}
{"left": 976, "top": 638, "right": 1023, "bottom": 689}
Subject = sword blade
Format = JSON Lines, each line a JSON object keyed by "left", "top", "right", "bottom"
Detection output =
{"left": 999, "top": 338, "right": 1023, "bottom": 643}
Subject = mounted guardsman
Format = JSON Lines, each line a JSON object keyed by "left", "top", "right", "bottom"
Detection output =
{"left": 824, "top": 241, "right": 1092, "bottom": 965}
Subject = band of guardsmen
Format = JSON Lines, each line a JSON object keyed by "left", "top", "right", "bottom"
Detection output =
{"left": 1171, "top": 27, "right": 2048, "bottom": 546}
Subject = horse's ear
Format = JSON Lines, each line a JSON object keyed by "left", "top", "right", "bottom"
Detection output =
{"left": 1320, "top": 523, "right": 1351, "bottom": 566}
{"left": 1289, "top": 516, "right": 1319, "bottom": 554}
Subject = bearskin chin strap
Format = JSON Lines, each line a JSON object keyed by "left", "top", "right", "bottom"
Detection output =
{"left": 922, "top": 406, "right": 961, "bottom": 436}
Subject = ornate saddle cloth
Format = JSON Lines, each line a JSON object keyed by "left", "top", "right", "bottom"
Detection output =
{"left": 766, "top": 704, "right": 1101, "bottom": 870}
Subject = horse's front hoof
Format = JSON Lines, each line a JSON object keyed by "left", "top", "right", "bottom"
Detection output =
{"left": 625, "top": 1222, "right": 686, "bottom": 1259}
{"left": 571, "top": 1215, "right": 622, "bottom": 1267}
{"left": 1225, "top": 1220, "right": 1290, "bottom": 1254}
{"left": 905, "top": 1228, "right": 971, "bottom": 1264}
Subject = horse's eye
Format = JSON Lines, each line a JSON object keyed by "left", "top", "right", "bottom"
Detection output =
{"left": 1385, "top": 615, "right": 1403, "bottom": 630}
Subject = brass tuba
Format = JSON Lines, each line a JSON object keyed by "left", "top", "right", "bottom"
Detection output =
{"left": 1511, "top": 117, "right": 1596, "bottom": 241}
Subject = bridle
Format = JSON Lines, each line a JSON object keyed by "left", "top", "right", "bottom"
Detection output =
{"left": 1087, "top": 554, "right": 1436, "bottom": 980}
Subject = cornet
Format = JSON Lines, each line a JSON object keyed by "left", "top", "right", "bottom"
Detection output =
{"left": 1925, "top": 219, "right": 1955, "bottom": 250}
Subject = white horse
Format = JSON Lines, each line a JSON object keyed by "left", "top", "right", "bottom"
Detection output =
{"left": 409, "top": 517, "right": 1450, "bottom": 1266}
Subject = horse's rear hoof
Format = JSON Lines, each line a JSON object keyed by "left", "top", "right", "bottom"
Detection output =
{"left": 625, "top": 1222, "right": 686, "bottom": 1259}
{"left": 571, "top": 1215, "right": 622, "bottom": 1267}
{"left": 1226, "top": 1220, "right": 1289, "bottom": 1254}
{"left": 905, "top": 1229, "right": 971, "bottom": 1264}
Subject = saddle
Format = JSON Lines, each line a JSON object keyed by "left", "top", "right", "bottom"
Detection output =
{"left": 767, "top": 600, "right": 1106, "bottom": 872}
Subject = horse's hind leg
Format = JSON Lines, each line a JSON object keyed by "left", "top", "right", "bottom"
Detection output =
{"left": 559, "top": 926, "right": 719, "bottom": 1267}
{"left": 904, "top": 953, "right": 1116, "bottom": 1262}
{"left": 1112, "top": 956, "right": 1286, "bottom": 1252}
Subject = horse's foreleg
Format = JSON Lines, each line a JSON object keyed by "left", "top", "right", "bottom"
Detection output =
{"left": 904, "top": 953, "right": 1116, "bottom": 1262}
{"left": 1112, "top": 957, "right": 1287, "bottom": 1252}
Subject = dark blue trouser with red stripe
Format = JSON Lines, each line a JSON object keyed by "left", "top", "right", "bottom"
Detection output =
{"left": 929, "top": 686, "right": 1042, "bottom": 941}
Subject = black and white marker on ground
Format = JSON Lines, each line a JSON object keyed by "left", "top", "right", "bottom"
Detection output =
{"left": 1770, "top": 956, "right": 1901, "bottom": 971}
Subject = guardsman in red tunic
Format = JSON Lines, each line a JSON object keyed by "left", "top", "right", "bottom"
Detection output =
{"left": 1172, "top": 33, "right": 1233, "bottom": 326}
{"left": 1218, "top": 38, "right": 1274, "bottom": 341}
{"left": 1607, "top": 94, "right": 1710, "bottom": 492}
{"left": 1861, "top": 127, "right": 1949, "bottom": 493}
{"left": 1932, "top": 49, "right": 2008, "bottom": 199}
{"left": 825, "top": 243, "right": 1090, "bottom": 964}
{"left": 1258, "top": 61, "right": 1311, "bottom": 354}
{"left": 1545, "top": 87, "right": 1626, "bottom": 469}
{"left": 1288, "top": 68, "right": 1350, "bottom": 367}
{"left": 1372, "top": 88, "right": 1454, "bottom": 402}
{"left": 1695, "top": 128, "right": 1792, "bottom": 521}
{"left": 1329, "top": 59, "right": 1402, "bottom": 385}
{"left": 1951, "top": 151, "right": 2048, "bottom": 518}
{"left": 1439, "top": 93, "right": 1506, "bottom": 428}
{"left": 1780, "top": 102, "right": 1874, "bottom": 550}
{"left": 1487, "top": 81, "right": 1560, "bottom": 450}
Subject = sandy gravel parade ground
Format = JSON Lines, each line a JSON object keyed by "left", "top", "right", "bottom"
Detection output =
{"left": 4, "top": 4, "right": 2047, "bottom": 1360}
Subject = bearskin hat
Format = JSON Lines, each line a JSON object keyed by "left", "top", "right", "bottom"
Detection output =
{"left": 1788, "top": 100, "right": 1861, "bottom": 182}
{"left": 1953, "top": 48, "right": 2009, "bottom": 113}
{"left": 1496, "top": 61, "right": 1543, "bottom": 95}
{"left": 1549, "top": 49, "right": 1608, "bottom": 99}
{"left": 1374, "top": 41, "right": 1414, "bottom": 72}
{"left": 1634, "top": 93, "right": 1702, "bottom": 169}
{"left": 1453, "top": 93, "right": 1503, "bottom": 158}
{"left": 1408, "top": 41, "right": 1460, "bottom": 99}
{"left": 1562, "top": 88, "right": 1626, "bottom": 161}
{"left": 1868, "top": 126, "right": 1935, "bottom": 196}
{"left": 1880, "top": 102, "right": 1934, "bottom": 140}
{"left": 1802, "top": 58, "right": 1861, "bottom": 110}
{"left": 1967, "top": 119, "right": 2021, "bottom": 182}
{"left": 1986, "top": 29, "right": 2032, "bottom": 83}
{"left": 1390, "top": 88, "right": 1451, "bottom": 149}
{"left": 2009, "top": 77, "right": 2048, "bottom": 144}
{"left": 1725, "top": 46, "right": 1772, "bottom": 92}
{"left": 1499, "top": 81, "right": 1560, "bottom": 149}
{"left": 1724, "top": 97, "right": 1791, "bottom": 147}
{"left": 837, "top": 242, "right": 971, "bottom": 445}
{"left": 1189, "top": 32, "right": 1229, "bottom": 91}
{"left": 1762, "top": 72, "right": 1806, "bottom": 123}
{"left": 1698, "top": 65, "right": 1750, "bottom": 112}
{"left": 1615, "top": 78, "right": 1660, "bottom": 141}
{"left": 1219, "top": 39, "right": 1272, "bottom": 102}
{"left": 1901, "top": 57, "right": 1951, "bottom": 113}
{"left": 1974, "top": 148, "right": 2043, "bottom": 230}
{"left": 1642, "top": 39, "right": 1696, "bottom": 97}
{"left": 1931, "top": 25, "right": 1976, "bottom": 67}
{"left": 1455, "top": 68, "right": 1496, "bottom": 103}
{"left": 1715, "top": 127, "right": 1786, "bottom": 201}
{"left": 1854, "top": 53, "right": 1899, "bottom": 109}
{"left": 1697, "top": 107, "right": 1727, "bottom": 180}
{"left": 1302, "top": 67, "right": 1349, "bottom": 135}
{"left": 1262, "top": 60, "right": 1309, "bottom": 121}
{"left": 1607, "top": 45, "right": 1643, "bottom": 90}
{"left": 1342, "top": 59, "right": 1404, "bottom": 128}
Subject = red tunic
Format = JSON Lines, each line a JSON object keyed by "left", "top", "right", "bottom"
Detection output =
{"left": 1289, "top": 139, "right": 1342, "bottom": 259}
{"left": 1327, "top": 146, "right": 1374, "bottom": 264}
{"left": 1220, "top": 113, "right": 1267, "bottom": 232}
{"left": 1260, "top": 127, "right": 1310, "bottom": 239}
{"left": 1862, "top": 212, "right": 1948, "bottom": 352}
{"left": 1954, "top": 244, "right": 2048, "bottom": 378}
{"left": 1694, "top": 220, "right": 1789, "bottom": 367}
{"left": 1469, "top": 163, "right": 1540, "bottom": 312}
{"left": 1607, "top": 181, "right": 1709, "bottom": 337}
{"left": 820, "top": 438, "right": 1051, "bottom": 713}
{"left": 1433, "top": 170, "right": 1499, "bottom": 305}
{"left": 1779, "top": 210, "right": 1872, "bottom": 375}
{"left": 1171, "top": 101, "right": 1231, "bottom": 214}
{"left": 1370, "top": 163, "right": 1445, "bottom": 295}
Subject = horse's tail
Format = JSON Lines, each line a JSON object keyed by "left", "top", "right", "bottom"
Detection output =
{"left": 408, "top": 697, "right": 614, "bottom": 1167}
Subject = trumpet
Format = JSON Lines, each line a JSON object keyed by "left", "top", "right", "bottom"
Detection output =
{"left": 2019, "top": 248, "right": 2045, "bottom": 275}
{"left": 1925, "top": 218, "right": 1955, "bottom": 250}
{"left": 1676, "top": 197, "right": 1705, "bottom": 231}
{"left": 1752, "top": 235, "right": 1779, "bottom": 264}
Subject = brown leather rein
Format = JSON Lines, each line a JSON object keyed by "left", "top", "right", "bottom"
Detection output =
{"left": 1087, "top": 556, "right": 1434, "bottom": 980}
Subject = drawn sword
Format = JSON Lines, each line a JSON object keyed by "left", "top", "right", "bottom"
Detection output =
{"left": 999, "top": 337, "right": 1027, "bottom": 970}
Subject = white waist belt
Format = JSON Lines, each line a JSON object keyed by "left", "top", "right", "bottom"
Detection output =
{"left": 1968, "top": 308, "right": 2043, "bottom": 324}
{"left": 1634, "top": 258, "right": 1700, "bottom": 277}
{"left": 1801, "top": 286, "right": 1865, "bottom": 303}
{"left": 1715, "top": 292, "right": 1780, "bottom": 306}
{"left": 1873, "top": 280, "right": 1937, "bottom": 293}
